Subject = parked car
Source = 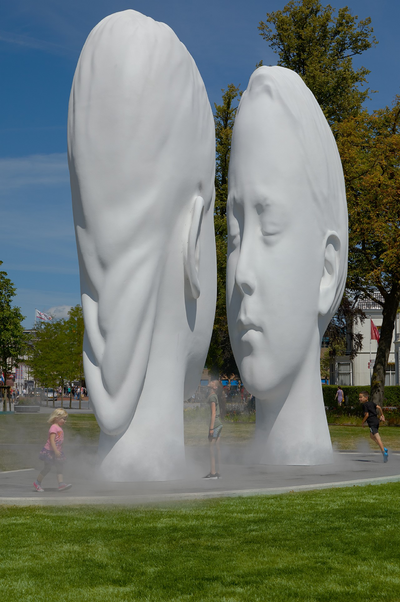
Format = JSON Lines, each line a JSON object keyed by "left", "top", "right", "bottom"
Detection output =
{"left": 31, "top": 387, "right": 44, "bottom": 398}
{"left": 44, "top": 388, "right": 58, "bottom": 400}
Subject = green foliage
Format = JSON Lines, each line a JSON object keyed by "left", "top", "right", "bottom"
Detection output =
{"left": 320, "top": 294, "right": 366, "bottom": 383}
{"left": 336, "top": 101, "right": 400, "bottom": 298}
{"left": 64, "top": 305, "right": 85, "bottom": 386}
{"left": 27, "top": 320, "right": 64, "bottom": 389}
{"left": 322, "top": 385, "right": 400, "bottom": 409}
{"left": 335, "top": 99, "right": 400, "bottom": 405}
{"left": 1, "top": 485, "right": 400, "bottom": 600}
{"left": 206, "top": 84, "right": 241, "bottom": 376}
{"left": 259, "top": 0, "right": 377, "bottom": 124}
{"left": 0, "top": 261, "right": 27, "bottom": 382}
{"left": 258, "top": 1, "right": 399, "bottom": 406}
{"left": 27, "top": 305, "right": 84, "bottom": 393}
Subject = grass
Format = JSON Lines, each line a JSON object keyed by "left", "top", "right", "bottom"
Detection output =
{"left": 330, "top": 425, "right": 400, "bottom": 450}
{"left": 1, "top": 483, "right": 400, "bottom": 601}
{"left": 0, "top": 413, "right": 399, "bottom": 470}
{"left": 0, "top": 414, "right": 100, "bottom": 445}
{"left": 183, "top": 408, "right": 400, "bottom": 449}
{"left": 0, "top": 414, "right": 100, "bottom": 471}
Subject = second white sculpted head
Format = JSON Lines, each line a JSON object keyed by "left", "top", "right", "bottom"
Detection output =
{"left": 226, "top": 66, "right": 348, "bottom": 401}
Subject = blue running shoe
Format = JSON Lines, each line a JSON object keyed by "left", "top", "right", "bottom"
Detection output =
{"left": 384, "top": 447, "right": 388, "bottom": 453}
{"left": 383, "top": 451, "right": 389, "bottom": 463}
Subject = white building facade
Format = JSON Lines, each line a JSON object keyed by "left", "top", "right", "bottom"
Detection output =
{"left": 333, "top": 297, "right": 400, "bottom": 386}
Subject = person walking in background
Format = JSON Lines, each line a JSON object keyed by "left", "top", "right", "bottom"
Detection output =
{"left": 203, "top": 380, "right": 224, "bottom": 479}
{"left": 335, "top": 386, "right": 344, "bottom": 406}
{"left": 33, "top": 408, "right": 72, "bottom": 492}
{"left": 360, "top": 391, "right": 388, "bottom": 463}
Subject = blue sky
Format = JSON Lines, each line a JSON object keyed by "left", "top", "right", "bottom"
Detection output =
{"left": 1, "top": 0, "right": 399, "bottom": 327}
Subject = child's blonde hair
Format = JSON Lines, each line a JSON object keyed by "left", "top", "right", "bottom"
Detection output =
{"left": 48, "top": 408, "right": 68, "bottom": 424}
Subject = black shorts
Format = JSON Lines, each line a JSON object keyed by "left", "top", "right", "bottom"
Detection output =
{"left": 368, "top": 421, "right": 380, "bottom": 435}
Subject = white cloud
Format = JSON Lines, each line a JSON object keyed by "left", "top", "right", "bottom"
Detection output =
{"left": 15, "top": 289, "right": 81, "bottom": 327}
{"left": 0, "top": 30, "right": 68, "bottom": 53}
{"left": 0, "top": 153, "right": 78, "bottom": 298}
{"left": 47, "top": 305, "right": 74, "bottom": 319}
{"left": 0, "top": 153, "right": 69, "bottom": 190}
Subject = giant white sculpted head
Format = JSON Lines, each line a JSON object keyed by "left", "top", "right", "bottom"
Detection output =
{"left": 68, "top": 10, "right": 216, "bottom": 479}
{"left": 227, "top": 66, "right": 348, "bottom": 465}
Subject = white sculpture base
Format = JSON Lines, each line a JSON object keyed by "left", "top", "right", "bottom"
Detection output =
{"left": 98, "top": 422, "right": 185, "bottom": 482}
{"left": 254, "top": 343, "right": 333, "bottom": 465}
{"left": 254, "top": 399, "right": 333, "bottom": 466}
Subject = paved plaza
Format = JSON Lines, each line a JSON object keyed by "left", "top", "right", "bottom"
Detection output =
{"left": 1, "top": 442, "right": 399, "bottom": 506}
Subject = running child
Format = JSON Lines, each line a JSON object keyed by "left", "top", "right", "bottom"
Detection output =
{"left": 33, "top": 408, "right": 72, "bottom": 491}
{"left": 360, "top": 391, "right": 388, "bottom": 463}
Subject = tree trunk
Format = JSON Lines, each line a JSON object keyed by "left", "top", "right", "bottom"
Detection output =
{"left": 370, "top": 289, "right": 400, "bottom": 406}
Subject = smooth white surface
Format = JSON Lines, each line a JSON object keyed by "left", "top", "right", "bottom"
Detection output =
{"left": 227, "top": 66, "right": 348, "bottom": 465}
{"left": 68, "top": 10, "right": 216, "bottom": 480}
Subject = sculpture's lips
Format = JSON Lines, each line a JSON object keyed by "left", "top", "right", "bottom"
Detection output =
{"left": 237, "top": 319, "right": 263, "bottom": 334}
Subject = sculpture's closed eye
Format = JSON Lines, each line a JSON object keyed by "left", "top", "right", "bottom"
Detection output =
{"left": 256, "top": 201, "right": 286, "bottom": 240}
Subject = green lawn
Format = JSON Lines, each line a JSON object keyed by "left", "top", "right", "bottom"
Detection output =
{"left": 184, "top": 409, "right": 400, "bottom": 449}
{"left": 0, "top": 414, "right": 100, "bottom": 471}
{"left": 1, "top": 484, "right": 400, "bottom": 601}
{"left": 0, "top": 413, "right": 100, "bottom": 445}
{"left": 330, "top": 424, "right": 400, "bottom": 450}
{"left": 0, "top": 413, "right": 399, "bottom": 471}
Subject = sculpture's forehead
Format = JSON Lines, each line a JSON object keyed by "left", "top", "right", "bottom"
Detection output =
{"left": 229, "top": 126, "right": 305, "bottom": 207}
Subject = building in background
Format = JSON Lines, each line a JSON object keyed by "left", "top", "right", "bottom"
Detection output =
{"left": 332, "top": 296, "right": 399, "bottom": 386}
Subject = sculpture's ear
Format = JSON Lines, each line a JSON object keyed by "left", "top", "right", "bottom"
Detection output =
{"left": 184, "top": 195, "right": 204, "bottom": 300}
{"left": 318, "top": 232, "right": 341, "bottom": 316}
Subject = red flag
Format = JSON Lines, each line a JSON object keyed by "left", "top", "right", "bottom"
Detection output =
{"left": 371, "top": 320, "right": 380, "bottom": 342}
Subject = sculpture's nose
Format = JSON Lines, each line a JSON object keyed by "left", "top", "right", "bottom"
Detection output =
{"left": 235, "top": 232, "right": 256, "bottom": 296}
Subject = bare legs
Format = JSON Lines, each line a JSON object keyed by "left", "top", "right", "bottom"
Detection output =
{"left": 370, "top": 432, "right": 385, "bottom": 453}
{"left": 36, "top": 461, "right": 64, "bottom": 486}
{"left": 210, "top": 437, "right": 221, "bottom": 475}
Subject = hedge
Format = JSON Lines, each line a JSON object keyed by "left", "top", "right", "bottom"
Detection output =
{"left": 322, "top": 385, "right": 400, "bottom": 408}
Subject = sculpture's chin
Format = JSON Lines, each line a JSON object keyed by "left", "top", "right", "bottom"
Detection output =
{"left": 238, "top": 354, "right": 283, "bottom": 401}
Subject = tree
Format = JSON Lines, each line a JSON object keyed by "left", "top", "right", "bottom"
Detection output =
{"left": 27, "top": 305, "right": 84, "bottom": 408}
{"left": 0, "top": 262, "right": 26, "bottom": 406}
{"left": 321, "top": 294, "right": 366, "bottom": 381}
{"left": 258, "top": 0, "right": 377, "bottom": 123}
{"left": 64, "top": 305, "right": 85, "bottom": 408}
{"left": 206, "top": 84, "right": 241, "bottom": 377}
{"left": 27, "top": 320, "right": 66, "bottom": 406}
{"left": 258, "top": 1, "right": 389, "bottom": 391}
{"left": 335, "top": 99, "right": 400, "bottom": 404}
